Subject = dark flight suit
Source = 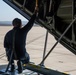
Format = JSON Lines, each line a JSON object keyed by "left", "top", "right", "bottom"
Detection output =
{"left": 4, "top": 13, "right": 36, "bottom": 64}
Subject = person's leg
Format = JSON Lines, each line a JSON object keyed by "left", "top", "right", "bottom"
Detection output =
{"left": 10, "top": 59, "right": 15, "bottom": 71}
{"left": 17, "top": 60, "right": 23, "bottom": 73}
{"left": 21, "top": 52, "right": 30, "bottom": 64}
{"left": 6, "top": 49, "right": 15, "bottom": 72}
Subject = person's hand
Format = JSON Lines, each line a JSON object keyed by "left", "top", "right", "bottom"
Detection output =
{"left": 34, "top": 6, "right": 39, "bottom": 14}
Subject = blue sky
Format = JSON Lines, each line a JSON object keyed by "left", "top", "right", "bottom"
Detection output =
{"left": 0, "top": 0, "right": 27, "bottom": 21}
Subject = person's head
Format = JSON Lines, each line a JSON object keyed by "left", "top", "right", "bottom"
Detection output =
{"left": 12, "top": 18, "right": 22, "bottom": 28}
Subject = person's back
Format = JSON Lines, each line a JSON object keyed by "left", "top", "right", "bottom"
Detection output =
{"left": 4, "top": 27, "right": 29, "bottom": 60}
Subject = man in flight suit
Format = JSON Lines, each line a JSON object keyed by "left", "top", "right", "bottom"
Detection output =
{"left": 4, "top": 7, "right": 38, "bottom": 72}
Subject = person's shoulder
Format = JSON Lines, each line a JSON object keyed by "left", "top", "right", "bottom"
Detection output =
{"left": 5, "top": 29, "right": 13, "bottom": 36}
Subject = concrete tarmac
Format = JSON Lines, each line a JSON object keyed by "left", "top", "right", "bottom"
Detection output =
{"left": 0, "top": 26, "right": 76, "bottom": 75}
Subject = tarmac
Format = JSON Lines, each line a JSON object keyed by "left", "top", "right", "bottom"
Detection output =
{"left": 0, "top": 25, "right": 76, "bottom": 75}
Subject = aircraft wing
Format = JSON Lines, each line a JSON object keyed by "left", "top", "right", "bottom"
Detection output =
{"left": 3, "top": 0, "right": 76, "bottom": 55}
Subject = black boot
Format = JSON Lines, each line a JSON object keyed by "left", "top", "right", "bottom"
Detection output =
{"left": 10, "top": 64, "right": 15, "bottom": 72}
{"left": 17, "top": 60, "right": 23, "bottom": 73}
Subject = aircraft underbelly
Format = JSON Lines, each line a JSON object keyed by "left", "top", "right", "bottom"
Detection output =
{"left": 3, "top": 0, "right": 76, "bottom": 55}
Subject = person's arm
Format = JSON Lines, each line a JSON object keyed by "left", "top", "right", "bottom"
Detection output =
{"left": 4, "top": 34, "right": 10, "bottom": 57}
{"left": 22, "top": 6, "right": 38, "bottom": 32}
{"left": 4, "top": 34, "right": 9, "bottom": 48}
